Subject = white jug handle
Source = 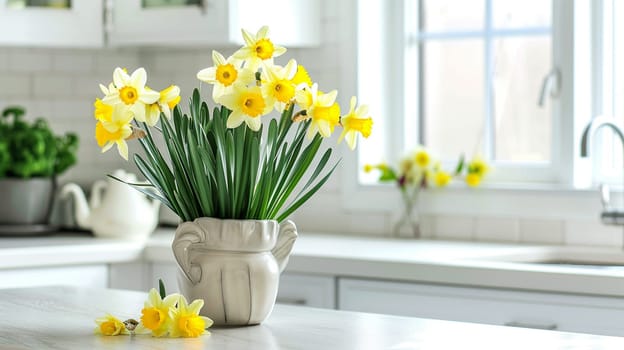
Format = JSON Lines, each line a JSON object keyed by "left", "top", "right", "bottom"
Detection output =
{"left": 271, "top": 220, "right": 298, "bottom": 273}
{"left": 172, "top": 221, "right": 204, "bottom": 284}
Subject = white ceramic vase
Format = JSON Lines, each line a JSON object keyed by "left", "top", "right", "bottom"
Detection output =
{"left": 172, "top": 217, "right": 298, "bottom": 326}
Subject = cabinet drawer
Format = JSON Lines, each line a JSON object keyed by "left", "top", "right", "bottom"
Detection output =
{"left": 0, "top": 265, "right": 107, "bottom": 289}
{"left": 339, "top": 278, "right": 624, "bottom": 336}
{"left": 277, "top": 273, "right": 335, "bottom": 309}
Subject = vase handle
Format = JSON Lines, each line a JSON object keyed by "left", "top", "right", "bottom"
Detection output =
{"left": 171, "top": 221, "right": 204, "bottom": 284}
{"left": 271, "top": 220, "right": 298, "bottom": 273}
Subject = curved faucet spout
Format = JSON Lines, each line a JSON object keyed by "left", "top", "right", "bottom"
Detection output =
{"left": 580, "top": 115, "right": 624, "bottom": 157}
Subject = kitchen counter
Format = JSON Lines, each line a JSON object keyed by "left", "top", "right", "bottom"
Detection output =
{"left": 3, "top": 229, "right": 624, "bottom": 297}
{"left": 2, "top": 286, "right": 624, "bottom": 350}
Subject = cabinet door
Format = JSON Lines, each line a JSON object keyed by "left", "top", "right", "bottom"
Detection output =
{"left": 109, "top": 0, "right": 229, "bottom": 46}
{"left": 0, "top": 265, "right": 107, "bottom": 289}
{"left": 0, "top": 0, "right": 103, "bottom": 47}
{"left": 277, "top": 273, "right": 335, "bottom": 309}
{"left": 339, "top": 278, "right": 624, "bottom": 337}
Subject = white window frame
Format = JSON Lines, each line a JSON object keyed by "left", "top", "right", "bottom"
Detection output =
{"left": 341, "top": 0, "right": 599, "bottom": 219}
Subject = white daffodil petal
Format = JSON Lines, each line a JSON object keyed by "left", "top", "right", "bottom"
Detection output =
{"left": 284, "top": 59, "right": 298, "bottom": 79}
{"left": 257, "top": 25, "right": 269, "bottom": 38}
{"left": 273, "top": 46, "right": 287, "bottom": 57}
{"left": 356, "top": 104, "right": 369, "bottom": 117}
{"left": 102, "top": 142, "right": 114, "bottom": 153}
{"left": 116, "top": 140, "right": 129, "bottom": 160}
{"left": 212, "top": 50, "right": 226, "bottom": 65}
{"left": 246, "top": 117, "right": 262, "bottom": 131}
{"left": 130, "top": 68, "right": 147, "bottom": 89}
{"left": 131, "top": 103, "right": 147, "bottom": 122}
{"left": 102, "top": 93, "right": 121, "bottom": 106}
{"left": 241, "top": 28, "right": 255, "bottom": 47}
{"left": 318, "top": 90, "right": 338, "bottom": 106}
{"left": 349, "top": 96, "right": 357, "bottom": 112}
{"left": 318, "top": 121, "right": 331, "bottom": 138}
{"left": 345, "top": 131, "right": 357, "bottom": 150}
{"left": 139, "top": 89, "right": 159, "bottom": 104}
{"left": 113, "top": 68, "right": 127, "bottom": 88}
{"left": 197, "top": 67, "right": 217, "bottom": 83}
{"left": 226, "top": 111, "right": 245, "bottom": 129}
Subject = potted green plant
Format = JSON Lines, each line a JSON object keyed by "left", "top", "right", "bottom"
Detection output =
{"left": 0, "top": 106, "right": 79, "bottom": 226}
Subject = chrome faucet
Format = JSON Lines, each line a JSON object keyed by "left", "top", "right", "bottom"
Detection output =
{"left": 580, "top": 115, "right": 624, "bottom": 225}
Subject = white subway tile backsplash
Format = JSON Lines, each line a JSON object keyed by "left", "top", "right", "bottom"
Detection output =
{"left": 564, "top": 220, "right": 624, "bottom": 247}
{"left": 94, "top": 50, "right": 140, "bottom": 73}
{"left": 9, "top": 51, "right": 52, "bottom": 72}
{"left": 430, "top": 215, "right": 475, "bottom": 241}
{"left": 0, "top": 74, "right": 31, "bottom": 97}
{"left": 519, "top": 219, "right": 565, "bottom": 245}
{"left": 33, "top": 75, "right": 73, "bottom": 98}
{"left": 52, "top": 52, "right": 94, "bottom": 73}
{"left": 474, "top": 217, "right": 520, "bottom": 243}
{"left": 0, "top": 51, "right": 8, "bottom": 71}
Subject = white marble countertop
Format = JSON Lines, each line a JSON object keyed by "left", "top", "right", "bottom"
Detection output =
{"left": 2, "top": 286, "right": 624, "bottom": 350}
{"left": 4, "top": 229, "right": 624, "bottom": 297}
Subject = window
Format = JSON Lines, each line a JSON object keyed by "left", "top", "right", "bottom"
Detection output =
{"left": 358, "top": 0, "right": 560, "bottom": 185}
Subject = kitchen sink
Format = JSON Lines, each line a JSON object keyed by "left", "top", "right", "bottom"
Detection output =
{"left": 478, "top": 247, "right": 624, "bottom": 270}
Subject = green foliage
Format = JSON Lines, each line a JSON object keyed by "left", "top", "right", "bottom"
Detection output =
{"left": 0, "top": 106, "right": 79, "bottom": 178}
{"left": 124, "top": 88, "right": 338, "bottom": 223}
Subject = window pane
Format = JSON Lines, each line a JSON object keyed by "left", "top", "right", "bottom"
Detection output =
{"left": 142, "top": 0, "right": 200, "bottom": 8}
{"left": 423, "top": 40, "right": 485, "bottom": 159}
{"left": 493, "top": 36, "right": 552, "bottom": 162}
{"left": 492, "top": 0, "right": 552, "bottom": 29}
{"left": 615, "top": 1, "right": 624, "bottom": 121}
{"left": 421, "top": 0, "right": 485, "bottom": 32}
{"left": 7, "top": 0, "right": 70, "bottom": 8}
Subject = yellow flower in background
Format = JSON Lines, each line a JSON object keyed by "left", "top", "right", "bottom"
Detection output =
{"left": 363, "top": 164, "right": 374, "bottom": 173}
{"left": 95, "top": 104, "right": 133, "bottom": 160}
{"left": 102, "top": 67, "right": 160, "bottom": 123}
{"left": 465, "top": 173, "right": 482, "bottom": 187}
{"left": 220, "top": 85, "right": 272, "bottom": 131}
{"left": 261, "top": 59, "right": 298, "bottom": 112}
{"left": 468, "top": 156, "right": 488, "bottom": 177}
{"left": 434, "top": 171, "right": 452, "bottom": 187}
{"left": 95, "top": 314, "right": 129, "bottom": 336}
{"left": 169, "top": 295, "right": 213, "bottom": 338}
{"left": 414, "top": 149, "right": 430, "bottom": 168}
{"left": 338, "top": 96, "right": 373, "bottom": 150}
{"left": 196, "top": 50, "right": 255, "bottom": 103}
{"left": 137, "top": 288, "right": 180, "bottom": 337}
{"left": 233, "top": 26, "right": 287, "bottom": 71}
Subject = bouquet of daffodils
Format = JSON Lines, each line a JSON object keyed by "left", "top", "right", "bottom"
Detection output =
{"left": 365, "top": 147, "right": 488, "bottom": 190}
{"left": 94, "top": 26, "right": 373, "bottom": 223}
{"left": 365, "top": 147, "right": 488, "bottom": 236}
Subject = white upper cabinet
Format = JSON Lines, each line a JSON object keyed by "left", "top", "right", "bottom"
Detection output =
{"left": 109, "top": 0, "right": 320, "bottom": 47}
{"left": 229, "top": 0, "right": 320, "bottom": 47}
{"left": 0, "top": 0, "right": 104, "bottom": 47}
{"left": 108, "top": 0, "right": 230, "bottom": 46}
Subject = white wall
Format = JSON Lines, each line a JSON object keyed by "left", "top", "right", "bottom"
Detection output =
{"left": 0, "top": 0, "right": 621, "bottom": 248}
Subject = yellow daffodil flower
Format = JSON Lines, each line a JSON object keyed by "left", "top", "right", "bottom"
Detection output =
{"left": 261, "top": 59, "right": 298, "bottom": 112}
{"left": 233, "top": 26, "right": 286, "bottom": 71}
{"left": 466, "top": 173, "right": 482, "bottom": 187}
{"left": 468, "top": 156, "right": 489, "bottom": 177}
{"left": 220, "top": 84, "right": 273, "bottom": 131}
{"left": 295, "top": 84, "right": 340, "bottom": 139}
{"left": 363, "top": 164, "right": 374, "bottom": 173}
{"left": 197, "top": 50, "right": 255, "bottom": 103}
{"left": 95, "top": 104, "right": 133, "bottom": 160}
{"left": 144, "top": 85, "right": 181, "bottom": 126}
{"left": 414, "top": 149, "right": 430, "bottom": 168}
{"left": 94, "top": 314, "right": 129, "bottom": 336}
{"left": 434, "top": 170, "right": 452, "bottom": 187}
{"left": 168, "top": 295, "right": 213, "bottom": 338}
{"left": 292, "top": 64, "right": 313, "bottom": 88}
{"left": 102, "top": 67, "right": 160, "bottom": 123}
{"left": 136, "top": 288, "right": 180, "bottom": 337}
{"left": 338, "top": 96, "right": 373, "bottom": 150}
{"left": 94, "top": 98, "right": 113, "bottom": 121}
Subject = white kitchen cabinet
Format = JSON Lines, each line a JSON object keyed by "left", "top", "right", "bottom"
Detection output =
{"left": 108, "top": 0, "right": 230, "bottom": 47}
{"left": 0, "top": 264, "right": 107, "bottom": 289}
{"left": 338, "top": 278, "right": 624, "bottom": 337}
{"left": 109, "top": 0, "right": 320, "bottom": 47}
{"left": 277, "top": 273, "right": 335, "bottom": 308}
{"left": 0, "top": 0, "right": 103, "bottom": 47}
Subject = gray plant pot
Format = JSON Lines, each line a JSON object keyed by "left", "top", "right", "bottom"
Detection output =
{"left": 0, "top": 178, "right": 55, "bottom": 225}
